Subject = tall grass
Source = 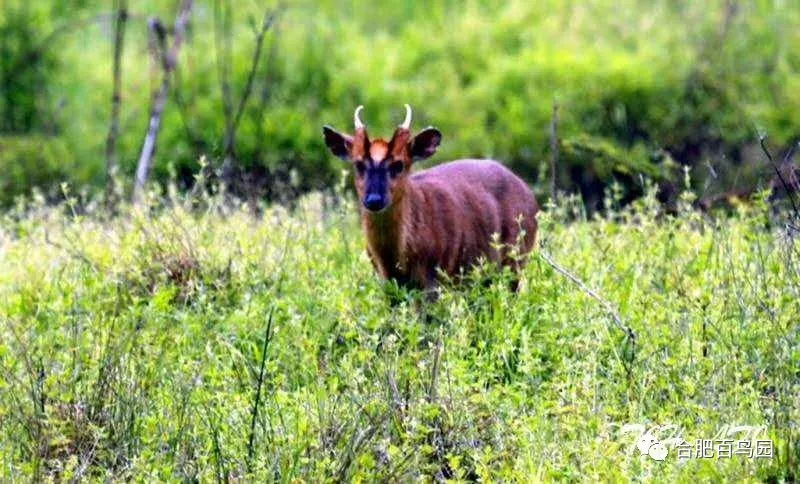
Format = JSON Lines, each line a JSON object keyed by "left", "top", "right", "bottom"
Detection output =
{"left": 0, "top": 184, "right": 797, "bottom": 480}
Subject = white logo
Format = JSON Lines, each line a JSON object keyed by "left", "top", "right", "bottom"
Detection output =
{"left": 636, "top": 432, "right": 668, "bottom": 461}
{"left": 618, "top": 424, "right": 772, "bottom": 462}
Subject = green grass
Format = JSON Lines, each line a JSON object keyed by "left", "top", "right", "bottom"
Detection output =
{"left": 0, "top": 186, "right": 798, "bottom": 481}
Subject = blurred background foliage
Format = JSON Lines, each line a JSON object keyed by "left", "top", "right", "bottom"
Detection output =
{"left": 0, "top": 0, "right": 798, "bottom": 208}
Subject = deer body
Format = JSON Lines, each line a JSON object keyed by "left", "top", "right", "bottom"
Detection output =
{"left": 324, "top": 105, "right": 538, "bottom": 290}
{"left": 363, "top": 159, "right": 537, "bottom": 288}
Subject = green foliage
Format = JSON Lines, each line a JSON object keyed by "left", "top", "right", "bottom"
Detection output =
{"left": 0, "top": 136, "right": 85, "bottom": 206}
{"left": 0, "top": 2, "right": 61, "bottom": 133}
{"left": 561, "top": 134, "right": 665, "bottom": 179}
{"left": 2, "top": 0, "right": 799, "bottom": 204}
{"left": 0, "top": 189, "right": 797, "bottom": 480}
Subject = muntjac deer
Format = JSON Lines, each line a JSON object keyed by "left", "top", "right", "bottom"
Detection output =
{"left": 323, "top": 105, "right": 539, "bottom": 291}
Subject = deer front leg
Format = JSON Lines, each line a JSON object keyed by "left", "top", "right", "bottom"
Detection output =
{"left": 410, "top": 262, "right": 440, "bottom": 303}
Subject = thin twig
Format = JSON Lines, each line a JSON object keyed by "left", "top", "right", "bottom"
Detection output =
{"left": 105, "top": 0, "right": 128, "bottom": 209}
{"left": 759, "top": 136, "right": 800, "bottom": 221}
{"left": 549, "top": 100, "right": 559, "bottom": 201}
{"left": 233, "top": 9, "right": 280, "bottom": 132}
{"left": 220, "top": 6, "right": 280, "bottom": 188}
{"left": 540, "top": 250, "right": 635, "bottom": 343}
{"left": 254, "top": 15, "right": 282, "bottom": 158}
{"left": 214, "top": 0, "right": 237, "bottom": 187}
{"left": 215, "top": 0, "right": 235, "bottom": 153}
{"left": 246, "top": 306, "right": 275, "bottom": 471}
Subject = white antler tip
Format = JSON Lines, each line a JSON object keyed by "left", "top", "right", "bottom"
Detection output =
{"left": 354, "top": 105, "right": 365, "bottom": 129}
{"left": 401, "top": 104, "right": 412, "bottom": 129}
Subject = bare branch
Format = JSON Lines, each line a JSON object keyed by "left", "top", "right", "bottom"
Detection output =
{"left": 133, "top": 0, "right": 194, "bottom": 205}
{"left": 215, "top": 0, "right": 235, "bottom": 149}
{"left": 215, "top": 0, "right": 236, "bottom": 186}
{"left": 105, "top": 0, "right": 128, "bottom": 209}
{"left": 759, "top": 136, "right": 800, "bottom": 221}
{"left": 540, "top": 250, "right": 636, "bottom": 345}
{"left": 220, "top": 6, "right": 281, "bottom": 189}
{"left": 233, "top": 9, "right": 279, "bottom": 132}
{"left": 254, "top": 12, "right": 283, "bottom": 157}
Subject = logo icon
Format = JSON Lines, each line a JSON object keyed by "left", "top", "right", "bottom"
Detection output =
{"left": 636, "top": 432, "right": 668, "bottom": 461}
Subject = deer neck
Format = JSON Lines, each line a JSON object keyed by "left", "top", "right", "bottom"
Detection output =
{"left": 361, "top": 185, "right": 413, "bottom": 273}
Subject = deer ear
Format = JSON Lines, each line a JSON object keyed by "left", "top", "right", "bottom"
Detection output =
{"left": 411, "top": 127, "right": 442, "bottom": 161}
{"left": 323, "top": 125, "right": 353, "bottom": 160}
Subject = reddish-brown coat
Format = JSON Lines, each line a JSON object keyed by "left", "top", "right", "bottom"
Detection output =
{"left": 362, "top": 159, "right": 538, "bottom": 289}
{"left": 323, "top": 108, "right": 539, "bottom": 290}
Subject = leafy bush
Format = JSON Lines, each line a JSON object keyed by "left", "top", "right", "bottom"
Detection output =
{"left": 0, "top": 189, "right": 797, "bottom": 480}
{"left": 0, "top": 136, "right": 81, "bottom": 205}
{"left": 1, "top": 0, "right": 799, "bottom": 205}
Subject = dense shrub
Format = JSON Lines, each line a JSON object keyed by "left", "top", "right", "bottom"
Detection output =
{"left": 0, "top": 190, "right": 797, "bottom": 480}
{"left": 0, "top": 136, "right": 80, "bottom": 206}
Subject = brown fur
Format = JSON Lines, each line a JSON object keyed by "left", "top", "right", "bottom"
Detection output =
{"left": 324, "top": 118, "right": 539, "bottom": 290}
{"left": 362, "top": 159, "right": 539, "bottom": 289}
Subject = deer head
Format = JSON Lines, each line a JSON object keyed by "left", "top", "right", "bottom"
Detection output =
{"left": 323, "top": 104, "right": 442, "bottom": 212}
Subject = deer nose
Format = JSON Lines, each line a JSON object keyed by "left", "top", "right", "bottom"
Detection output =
{"left": 363, "top": 193, "right": 386, "bottom": 211}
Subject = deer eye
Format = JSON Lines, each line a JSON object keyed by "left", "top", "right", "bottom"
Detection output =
{"left": 388, "top": 161, "right": 404, "bottom": 178}
{"left": 354, "top": 161, "right": 366, "bottom": 177}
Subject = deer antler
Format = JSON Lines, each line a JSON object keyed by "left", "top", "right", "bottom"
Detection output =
{"left": 354, "top": 105, "right": 365, "bottom": 130}
{"left": 400, "top": 104, "right": 412, "bottom": 130}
